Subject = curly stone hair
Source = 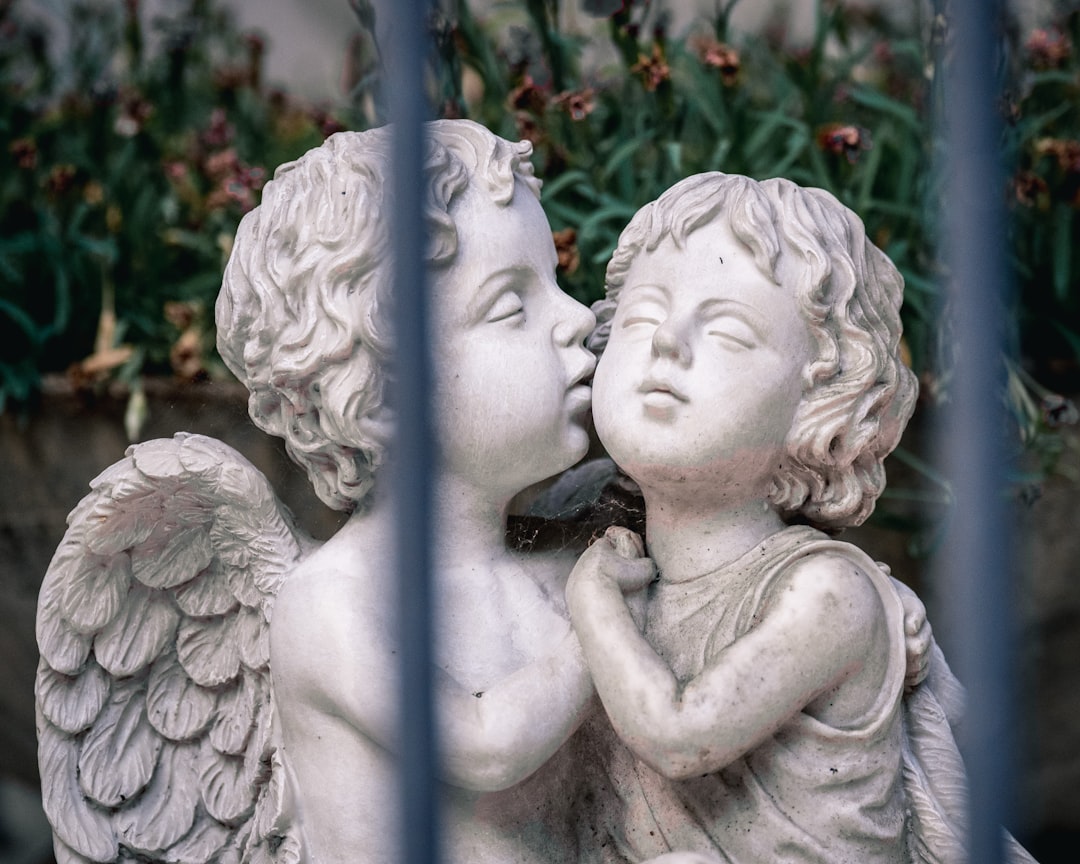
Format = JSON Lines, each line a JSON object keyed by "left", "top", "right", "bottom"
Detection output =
{"left": 590, "top": 172, "right": 918, "bottom": 531}
{"left": 216, "top": 120, "right": 541, "bottom": 511}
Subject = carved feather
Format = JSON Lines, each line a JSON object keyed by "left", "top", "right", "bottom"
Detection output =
{"left": 83, "top": 479, "right": 163, "bottom": 556}
{"left": 37, "top": 592, "right": 93, "bottom": 676}
{"left": 236, "top": 606, "right": 270, "bottom": 670}
{"left": 62, "top": 551, "right": 132, "bottom": 634}
{"left": 146, "top": 652, "right": 217, "bottom": 741}
{"left": 200, "top": 748, "right": 257, "bottom": 825}
{"left": 211, "top": 674, "right": 257, "bottom": 755}
{"left": 130, "top": 438, "right": 188, "bottom": 480}
{"left": 228, "top": 563, "right": 268, "bottom": 610}
{"left": 37, "top": 659, "right": 109, "bottom": 735}
{"left": 131, "top": 525, "right": 215, "bottom": 591}
{"left": 173, "top": 559, "right": 240, "bottom": 618}
{"left": 177, "top": 614, "right": 242, "bottom": 688}
{"left": 114, "top": 741, "right": 201, "bottom": 854}
{"left": 95, "top": 582, "right": 180, "bottom": 678}
{"left": 163, "top": 816, "right": 233, "bottom": 864}
{"left": 78, "top": 678, "right": 162, "bottom": 808}
{"left": 38, "top": 718, "right": 118, "bottom": 861}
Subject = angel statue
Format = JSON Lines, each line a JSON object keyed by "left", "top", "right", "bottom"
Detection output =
{"left": 36, "top": 121, "right": 936, "bottom": 864}
{"left": 36, "top": 118, "right": 611, "bottom": 864}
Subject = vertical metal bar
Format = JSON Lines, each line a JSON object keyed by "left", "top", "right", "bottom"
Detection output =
{"left": 938, "top": 1, "right": 1014, "bottom": 861}
{"left": 384, "top": 4, "right": 439, "bottom": 864}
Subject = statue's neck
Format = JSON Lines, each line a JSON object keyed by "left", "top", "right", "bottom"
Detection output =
{"left": 348, "top": 471, "right": 513, "bottom": 579}
{"left": 642, "top": 490, "right": 786, "bottom": 584}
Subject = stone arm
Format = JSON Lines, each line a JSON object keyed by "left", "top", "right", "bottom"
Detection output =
{"left": 271, "top": 572, "right": 596, "bottom": 794}
{"left": 436, "top": 629, "right": 595, "bottom": 791}
{"left": 566, "top": 539, "right": 884, "bottom": 781}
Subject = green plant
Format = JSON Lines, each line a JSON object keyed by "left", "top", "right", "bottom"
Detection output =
{"left": 0, "top": 0, "right": 348, "bottom": 415}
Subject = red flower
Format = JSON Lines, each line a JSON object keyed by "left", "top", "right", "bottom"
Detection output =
{"left": 696, "top": 38, "right": 740, "bottom": 86}
{"left": 1026, "top": 28, "right": 1071, "bottom": 69}
{"left": 816, "top": 124, "right": 871, "bottom": 163}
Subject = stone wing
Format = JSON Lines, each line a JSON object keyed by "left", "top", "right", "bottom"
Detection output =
{"left": 35, "top": 433, "right": 313, "bottom": 864}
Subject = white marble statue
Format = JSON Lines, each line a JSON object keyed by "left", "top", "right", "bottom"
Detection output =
{"left": 561, "top": 172, "right": 1036, "bottom": 864}
{"left": 35, "top": 122, "right": 956, "bottom": 864}
{"left": 36, "top": 120, "right": 610, "bottom": 864}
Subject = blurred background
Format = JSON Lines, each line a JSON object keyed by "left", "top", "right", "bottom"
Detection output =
{"left": 2, "top": 0, "right": 1079, "bottom": 861}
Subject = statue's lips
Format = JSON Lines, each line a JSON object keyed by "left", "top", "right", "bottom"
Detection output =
{"left": 638, "top": 378, "right": 688, "bottom": 403}
{"left": 565, "top": 384, "right": 593, "bottom": 415}
{"left": 638, "top": 378, "right": 688, "bottom": 420}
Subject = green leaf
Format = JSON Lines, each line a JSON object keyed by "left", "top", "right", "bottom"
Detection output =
{"left": 600, "top": 135, "right": 651, "bottom": 185}
{"left": 71, "top": 234, "right": 118, "bottom": 263}
{"left": 579, "top": 203, "right": 638, "bottom": 244}
{"left": 541, "top": 170, "right": 596, "bottom": 202}
{"left": 889, "top": 445, "right": 953, "bottom": 495}
{"left": 1052, "top": 204, "right": 1072, "bottom": 303}
{"left": 1051, "top": 321, "right": 1080, "bottom": 358}
{"left": 0, "top": 298, "right": 44, "bottom": 344}
{"left": 848, "top": 86, "right": 921, "bottom": 131}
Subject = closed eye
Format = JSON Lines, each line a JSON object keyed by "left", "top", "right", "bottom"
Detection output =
{"left": 624, "top": 315, "right": 662, "bottom": 328}
{"left": 486, "top": 291, "right": 525, "bottom": 324}
{"left": 706, "top": 328, "right": 756, "bottom": 349}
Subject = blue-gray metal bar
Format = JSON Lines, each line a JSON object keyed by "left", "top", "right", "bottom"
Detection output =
{"left": 939, "top": 0, "right": 1015, "bottom": 861}
{"left": 384, "top": 4, "right": 439, "bottom": 864}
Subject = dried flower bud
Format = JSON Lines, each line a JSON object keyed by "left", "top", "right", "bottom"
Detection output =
{"left": 10, "top": 137, "right": 37, "bottom": 170}
{"left": 553, "top": 228, "right": 580, "bottom": 275}
{"left": 45, "top": 163, "right": 77, "bottom": 197}
{"left": 514, "top": 111, "right": 544, "bottom": 148}
{"left": 509, "top": 75, "right": 548, "bottom": 115}
{"left": 201, "top": 108, "right": 234, "bottom": 149}
{"left": 1011, "top": 171, "right": 1049, "bottom": 208}
{"left": 631, "top": 44, "right": 671, "bottom": 92}
{"left": 553, "top": 88, "right": 596, "bottom": 121}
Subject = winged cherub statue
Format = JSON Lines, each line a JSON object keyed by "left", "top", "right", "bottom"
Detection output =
{"left": 34, "top": 120, "right": 618, "bottom": 864}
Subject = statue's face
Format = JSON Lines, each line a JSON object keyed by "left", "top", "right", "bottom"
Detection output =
{"left": 592, "top": 218, "right": 812, "bottom": 505}
{"left": 430, "top": 181, "right": 596, "bottom": 501}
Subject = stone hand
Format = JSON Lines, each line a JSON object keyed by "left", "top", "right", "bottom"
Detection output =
{"left": 585, "top": 525, "right": 657, "bottom": 593}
